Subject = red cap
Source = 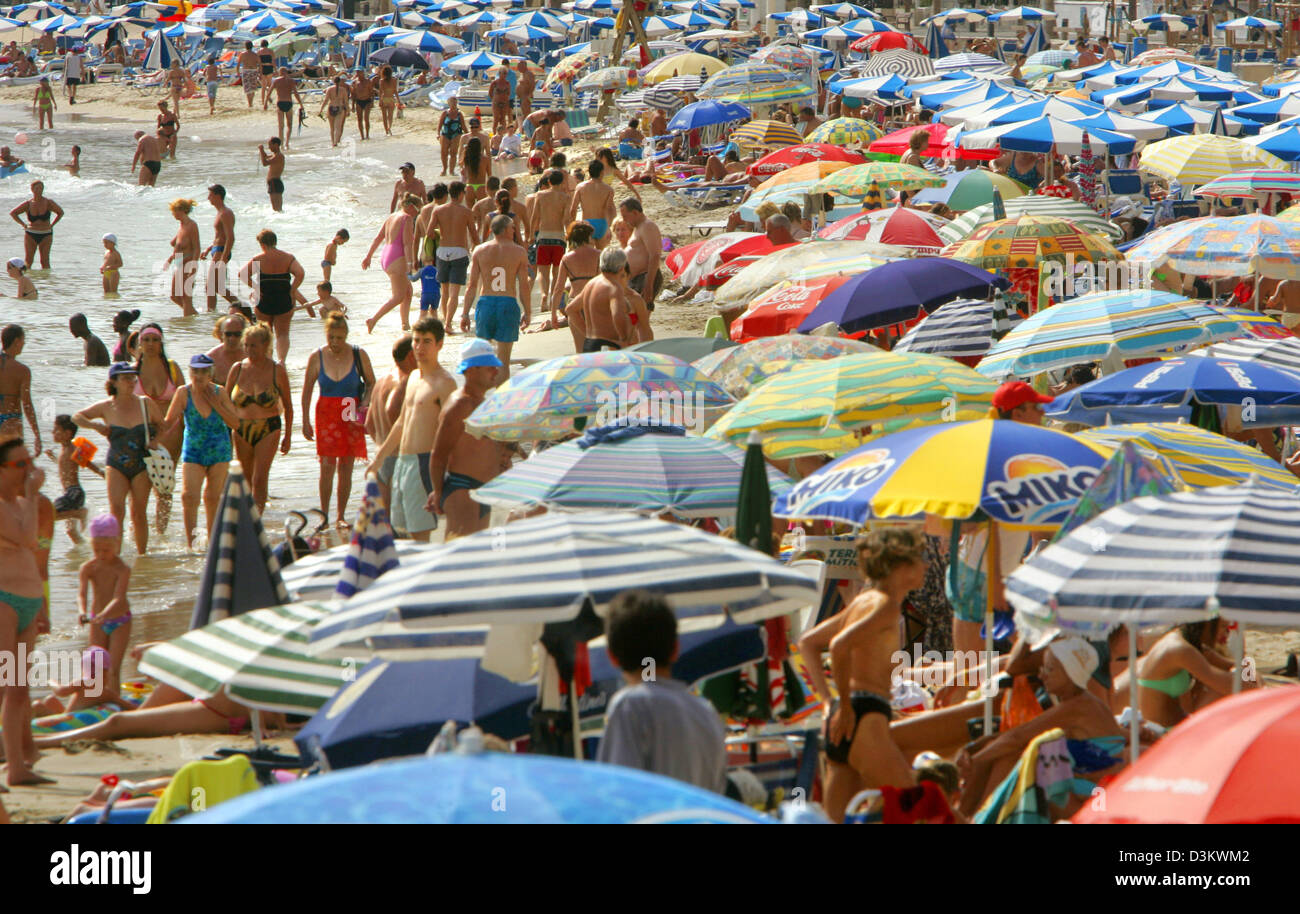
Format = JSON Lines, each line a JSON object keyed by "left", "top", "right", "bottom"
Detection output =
{"left": 992, "top": 380, "right": 1052, "bottom": 412}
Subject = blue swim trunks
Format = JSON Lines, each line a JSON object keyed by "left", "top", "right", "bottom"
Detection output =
{"left": 588, "top": 218, "right": 608, "bottom": 241}
{"left": 475, "top": 294, "right": 521, "bottom": 343}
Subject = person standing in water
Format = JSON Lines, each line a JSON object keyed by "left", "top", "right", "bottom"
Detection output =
{"left": 362, "top": 193, "right": 420, "bottom": 334}
{"left": 430, "top": 181, "right": 478, "bottom": 334}
{"left": 201, "top": 184, "right": 240, "bottom": 313}
{"left": 436, "top": 97, "right": 465, "bottom": 176}
{"left": 156, "top": 100, "right": 179, "bottom": 160}
{"left": 69, "top": 314, "right": 111, "bottom": 368}
{"left": 0, "top": 325, "right": 41, "bottom": 456}
{"left": 132, "top": 128, "right": 164, "bottom": 187}
{"left": 270, "top": 67, "right": 305, "bottom": 149}
{"left": 205, "top": 312, "right": 247, "bottom": 384}
{"left": 240, "top": 229, "right": 306, "bottom": 363}
{"left": 32, "top": 76, "right": 55, "bottom": 130}
{"left": 164, "top": 198, "right": 201, "bottom": 317}
{"left": 101, "top": 233, "right": 122, "bottom": 294}
{"left": 227, "top": 322, "right": 293, "bottom": 514}
{"left": 320, "top": 75, "right": 350, "bottom": 148}
{"left": 10, "top": 180, "right": 63, "bottom": 270}
{"left": 259, "top": 136, "right": 286, "bottom": 212}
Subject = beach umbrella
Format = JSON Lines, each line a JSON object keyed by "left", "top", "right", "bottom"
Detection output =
{"left": 333, "top": 479, "right": 400, "bottom": 600}
{"left": 838, "top": 15, "right": 895, "bottom": 34}
{"left": 1026, "top": 49, "right": 1074, "bottom": 69}
{"left": 7, "top": 1, "right": 72, "bottom": 21}
{"left": 707, "top": 354, "right": 999, "bottom": 458}
{"left": 803, "top": 23, "right": 866, "bottom": 43}
{"left": 804, "top": 117, "right": 881, "bottom": 146}
{"left": 656, "top": 73, "right": 703, "bottom": 93}
{"left": 730, "top": 119, "right": 805, "bottom": 149}
{"left": 463, "top": 351, "right": 732, "bottom": 442}
{"left": 942, "top": 215, "right": 1122, "bottom": 272}
{"left": 1218, "top": 15, "right": 1281, "bottom": 31}
{"left": 486, "top": 23, "right": 562, "bottom": 42}
{"left": 1051, "top": 357, "right": 1300, "bottom": 416}
{"left": 352, "top": 22, "right": 411, "bottom": 41}
{"left": 141, "top": 602, "right": 350, "bottom": 717}
{"left": 747, "top": 142, "right": 864, "bottom": 176}
{"left": 976, "top": 290, "right": 1246, "bottom": 379}
{"left": 388, "top": 9, "right": 440, "bottom": 26}
{"left": 504, "top": 7, "right": 565, "bottom": 29}
{"left": 141, "top": 33, "right": 179, "bottom": 69}
{"left": 665, "top": 10, "right": 726, "bottom": 30}
{"left": 912, "top": 79, "right": 1013, "bottom": 110}
{"left": 471, "top": 422, "right": 792, "bottom": 517}
{"left": 1070, "top": 110, "right": 1169, "bottom": 142}
{"left": 711, "top": 241, "right": 897, "bottom": 307}
{"left": 369, "top": 45, "right": 431, "bottom": 69}
{"left": 666, "top": 231, "right": 760, "bottom": 285}
{"left": 1132, "top": 101, "right": 1239, "bottom": 136}
{"left": 1248, "top": 126, "right": 1300, "bottom": 163}
{"left": 641, "top": 51, "right": 726, "bottom": 84}
{"left": 867, "top": 122, "right": 1000, "bottom": 161}
{"left": 622, "top": 40, "right": 690, "bottom": 64}
{"left": 189, "top": 465, "right": 290, "bottom": 631}
{"left": 933, "top": 52, "right": 1007, "bottom": 74}
{"left": 1077, "top": 423, "right": 1299, "bottom": 492}
{"left": 1073, "top": 686, "right": 1300, "bottom": 825}
{"left": 452, "top": 8, "right": 506, "bottom": 28}
{"left": 282, "top": 541, "right": 430, "bottom": 602}
{"left": 853, "top": 30, "right": 924, "bottom": 53}
{"left": 860, "top": 48, "right": 934, "bottom": 79}
{"left": 188, "top": 750, "right": 772, "bottom": 824}
{"left": 1126, "top": 47, "right": 1196, "bottom": 66}
{"left": 698, "top": 61, "right": 790, "bottom": 97}
{"left": 796, "top": 256, "right": 1007, "bottom": 334}
{"left": 693, "top": 335, "right": 877, "bottom": 399}
{"left": 920, "top": 7, "right": 988, "bottom": 24}
{"left": 288, "top": 14, "right": 355, "bottom": 36}
{"left": 828, "top": 72, "right": 909, "bottom": 99}
{"left": 1132, "top": 12, "right": 1196, "bottom": 32}
{"left": 773, "top": 418, "right": 1108, "bottom": 528}
{"left": 1191, "top": 337, "right": 1300, "bottom": 378}
{"left": 1228, "top": 95, "right": 1300, "bottom": 125}
{"left": 232, "top": 8, "right": 305, "bottom": 31}
{"left": 988, "top": 6, "right": 1055, "bottom": 22}
{"left": 667, "top": 98, "right": 750, "bottom": 130}
{"left": 912, "top": 169, "right": 1028, "bottom": 212}
{"left": 1202, "top": 306, "right": 1293, "bottom": 341}
{"left": 574, "top": 64, "right": 631, "bottom": 89}
{"left": 894, "top": 298, "right": 1020, "bottom": 361}
{"left": 816, "top": 206, "right": 949, "bottom": 249}
{"left": 1138, "top": 134, "right": 1285, "bottom": 184}
{"left": 960, "top": 115, "right": 1139, "bottom": 156}
{"left": 727, "top": 277, "right": 854, "bottom": 341}
{"left": 389, "top": 29, "right": 465, "bottom": 52}
{"left": 938, "top": 195, "right": 1124, "bottom": 244}
{"left": 30, "top": 12, "right": 81, "bottom": 31}
{"left": 812, "top": 2, "right": 874, "bottom": 18}
{"left": 770, "top": 8, "right": 823, "bottom": 29}
{"left": 640, "top": 86, "right": 686, "bottom": 113}
{"left": 641, "top": 14, "right": 685, "bottom": 35}
{"left": 110, "top": 1, "right": 170, "bottom": 17}
{"left": 725, "top": 80, "right": 817, "bottom": 106}
{"left": 1126, "top": 214, "right": 1300, "bottom": 281}
{"left": 443, "top": 49, "right": 512, "bottom": 70}
{"left": 813, "top": 162, "right": 945, "bottom": 197}
{"left": 1195, "top": 170, "right": 1300, "bottom": 203}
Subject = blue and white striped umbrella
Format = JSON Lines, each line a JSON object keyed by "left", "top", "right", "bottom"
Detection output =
{"left": 840, "top": 16, "right": 894, "bottom": 33}
{"left": 307, "top": 512, "right": 820, "bottom": 662}
{"left": 30, "top": 13, "right": 81, "bottom": 31}
{"left": 1191, "top": 337, "right": 1300, "bottom": 379}
{"left": 1133, "top": 12, "right": 1197, "bottom": 32}
{"left": 669, "top": 0, "right": 729, "bottom": 16}
{"left": 921, "top": 7, "right": 988, "bottom": 24}
{"left": 1020, "top": 21, "right": 1049, "bottom": 55}
{"left": 388, "top": 29, "right": 463, "bottom": 51}
{"left": 830, "top": 72, "right": 908, "bottom": 99}
{"left": 1248, "top": 125, "right": 1300, "bottom": 161}
{"left": 289, "top": 15, "right": 357, "bottom": 37}
{"left": 233, "top": 8, "right": 306, "bottom": 32}
{"left": 971, "top": 96, "right": 1101, "bottom": 129}
{"left": 206, "top": 0, "right": 272, "bottom": 10}
{"left": 894, "top": 297, "right": 1019, "bottom": 360}
{"left": 7, "top": 1, "right": 72, "bottom": 21}
{"left": 504, "top": 8, "right": 566, "bottom": 29}
{"left": 573, "top": 0, "right": 620, "bottom": 9}
{"left": 146, "top": 21, "right": 213, "bottom": 38}
{"left": 933, "top": 52, "right": 1008, "bottom": 74}
{"left": 988, "top": 5, "right": 1055, "bottom": 22}
{"left": 453, "top": 9, "right": 506, "bottom": 28}
{"left": 1218, "top": 15, "right": 1282, "bottom": 31}
{"left": 141, "top": 33, "right": 180, "bottom": 69}
{"left": 109, "top": 2, "right": 170, "bottom": 18}
{"left": 665, "top": 10, "right": 727, "bottom": 29}
{"left": 770, "top": 8, "right": 824, "bottom": 29}
{"left": 802, "top": 23, "right": 864, "bottom": 43}
{"left": 334, "top": 479, "right": 401, "bottom": 600}
{"left": 353, "top": 23, "right": 409, "bottom": 41}
{"left": 486, "top": 23, "right": 561, "bottom": 41}
{"left": 961, "top": 114, "right": 1138, "bottom": 155}
{"left": 386, "top": 9, "right": 440, "bottom": 26}
{"left": 283, "top": 541, "right": 431, "bottom": 602}
{"left": 1006, "top": 484, "right": 1300, "bottom": 630}
{"left": 1228, "top": 94, "right": 1300, "bottom": 125}
{"left": 443, "top": 49, "right": 512, "bottom": 70}
{"left": 812, "top": 2, "right": 875, "bottom": 19}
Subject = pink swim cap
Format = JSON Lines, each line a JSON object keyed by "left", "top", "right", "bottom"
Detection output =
{"left": 88, "top": 514, "right": 121, "bottom": 538}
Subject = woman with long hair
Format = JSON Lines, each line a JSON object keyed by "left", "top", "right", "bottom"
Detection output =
{"left": 320, "top": 74, "right": 350, "bottom": 147}
{"left": 239, "top": 228, "right": 307, "bottom": 363}
{"left": 492, "top": 189, "right": 525, "bottom": 246}
{"left": 227, "top": 322, "right": 292, "bottom": 514}
{"left": 361, "top": 193, "right": 420, "bottom": 334}
{"left": 134, "top": 324, "right": 184, "bottom": 533}
{"left": 592, "top": 146, "right": 642, "bottom": 202}
{"left": 460, "top": 135, "right": 491, "bottom": 209}
{"left": 1121, "top": 619, "right": 1255, "bottom": 728}
{"left": 377, "top": 64, "right": 399, "bottom": 136}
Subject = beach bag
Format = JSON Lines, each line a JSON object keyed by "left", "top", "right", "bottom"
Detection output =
{"left": 139, "top": 396, "right": 175, "bottom": 497}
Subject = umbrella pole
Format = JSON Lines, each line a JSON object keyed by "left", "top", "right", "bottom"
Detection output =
{"left": 1128, "top": 624, "right": 1140, "bottom": 762}
{"left": 570, "top": 676, "right": 582, "bottom": 761}
{"left": 251, "top": 707, "right": 263, "bottom": 751}
{"left": 983, "top": 520, "right": 1000, "bottom": 737}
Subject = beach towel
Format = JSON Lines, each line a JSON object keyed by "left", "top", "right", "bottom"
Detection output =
{"left": 881, "top": 781, "right": 956, "bottom": 824}
{"left": 973, "top": 727, "right": 1120, "bottom": 824}
{"left": 145, "top": 754, "right": 260, "bottom": 824}
{"left": 0, "top": 680, "right": 150, "bottom": 739}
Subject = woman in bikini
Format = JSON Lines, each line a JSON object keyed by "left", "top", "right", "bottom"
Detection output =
{"left": 438, "top": 97, "right": 466, "bottom": 176}
{"left": 156, "top": 354, "right": 239, "bottom": 550}
{"left": 377, "top": 64, "right": 399, "bottom": 137}
{"left": 10, "top": 180, "right": 63, "bottom": 270}
{"left": 165, "top": 198, "right": 201, "bottom": 316}
{"left": 134, "top": 324, "right": 185, "bottom": 534}
{"left": 32, "top": 76, "right": 55, "bottom": 129}
{"left": 593, "top": 146, "right": 642, "bottom": 202}
{"left": 73, "top": 363, "right": 163, "bottom": 556}
{"left": 227, "top": 322, "right": 292, "bottom": 514}
{"left": 490, "top": 189, "right": 525, "bottom": 247}
{"left": 0, "top": 438, "right": 52, "bottom": 786}
{"left": 361, "top": 193, "right": 420, "bottom": 334}
{"left": 459, "top": 135, "right": 491, "bottom": 210}
{"left": 258, "top": 40, "right": 275, "bottom": 109}
{"left": 320, "top": 74, "right": 350, "bottom": 148}
{"left": 239, "top": 228, "right": 306, "bottom": 363}
{"left": 156, "top": 100, "right": 179, "bottom": 160}
{"left": 0, "top": 325, "right": 41, "bottom": 456}
{"left": 549, "top": 221, "right": 600, "bottom": 339}
{"left": 1118, "top": 619, "right": 1255, "bottom": 729}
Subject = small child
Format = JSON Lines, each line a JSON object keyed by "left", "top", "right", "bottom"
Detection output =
{"left": 79, "top": 514, "right": 132, "bottom": 696}
{"left": 204, "top": 57, "right": 220, "bottom": 116}
{"left": 299, "top": 280, "right": 345, "bottom": 318}
{"left": 418, "top": 262, "right": 440, "bottom": 315}
{"left": 5, "top": 257, "right": 36, "bottom": 299}
{"left": 51, "top": 414, "right": 103, "bottom": 542}
{"left": 65, "top": 143, "right": 80, "bottom": 177}
{"left": 101, "top": 233, "right": 122, "bottom": 295}
{"left": 321, "top": 228, "right": 349, "bottom": 283}
{"left": 31, "top": 646, "right": 121, "bottom": 715}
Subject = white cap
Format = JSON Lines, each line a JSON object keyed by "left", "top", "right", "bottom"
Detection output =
{"left": 7, "top": 257, "right": 24, "bottom": 269}
{"left": 102, "top": 233, "right": 117, "bottom": 244}
{"left": 1048, "top": 636, "right": 1099, "bottom": 690}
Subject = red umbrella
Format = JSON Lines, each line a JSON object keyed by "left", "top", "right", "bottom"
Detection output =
{"left": 666, "top": 231, "right": 760, "bottom": 284}
{"left": 729, "top": 276, "right": 852, "bottom": 339}
{"left": 868, "top": 123, "right": 999, "bottom": 161}
{"left": 747, "top": 143, "right": 866, "bottom": 177}
{"left": 850, "top": 32, "right": 926, "bottom": 53}
{"left": 816, "top": 206, "right": 947, "bottom": 251}
{"left": 1073, "top": 686, "right": 1300, "bottom": 824}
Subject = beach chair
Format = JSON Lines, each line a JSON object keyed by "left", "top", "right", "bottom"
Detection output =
{"left": 1102, "top": 168, "right": 1143, "bottom": 199}
{"left": 704, "top": 315, "right": 727, "bottom": 338}
{"left": 689, "top": 216, "right": 729, "bottom": 237}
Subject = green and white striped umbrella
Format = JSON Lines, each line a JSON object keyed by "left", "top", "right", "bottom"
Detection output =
{"left": 938, "top": 195, "right": 1124, "bottom": 244}
{"left": 139, "top": 602, "right": 351, "bottom": 715}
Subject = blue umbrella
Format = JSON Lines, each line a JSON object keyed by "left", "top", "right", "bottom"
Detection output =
{"left": 186, "top": 750, "right": 772, "bottom": 823}
{"left": 1049, "top": 357, "right": 1300, "bottom": 410}
{"left": 443, "top": 49, "right": 511, "bottom": 70}
{"left": 233, "top": 8, "right": 306, "bottom": 32}
{"left": 988, "top": 5, "right": 1054, "bottom": 21}
{"left": 388, "top": 28, "right": 465, "bottom": 52}
{"left": 668, "top": 98, "right": 750, "bottom": 130}
{"left": 796, "top": 258, "right": 1009, "bottom": 334}
{"left": 504, "top": 8, "right": 567, "bottom": 29}
{"left": 924, "top": 22, "right": 949, "bottom": 59}
{"left": 1020, "top": 21, "right": 1048, "bottom": 56}
{"left": 486, "top": 23, "right": 562, "bottom": 42}
{"left": 812, "top": 2, "right": 875, "bottom": 19}
{"left": 142, "top": 34, "right": 179, "bottom": 71}
{"left": 1249, "top": 125, "right": 1300, "bottom": 162}
{"left": 293, "top": 621, "right": 765, "bottom": 767}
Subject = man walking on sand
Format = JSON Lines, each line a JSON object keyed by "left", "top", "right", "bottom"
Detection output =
{"left": 426, "top": 338, "right": 511, "bottom": 541}
{"left": 567, "top": 246, "right": 632, "bottom": 353}
{"left": 365, "top": 333, "right": 415, "bottom": 511}
{"left": 461, "top": 214, "right": 530, "bottom": 385}
{"left": 270, "top": 67, "right": 305, "bottom": 148}
{"left": 516, "top": 60, "right": 536, "bottom": 121}
{"left": 369, "top": 317, "right": 456, "bottom": 541}
{"left": 239, "top": 41, "right": 261, "bottom": 108}
{"left": 620, "top": 197, "right": 662, "bottom": 310}
{"left": 132, "top": 129, "right": 164, "bottom": 187}
{"left": 529, "top": 169, "right": 571, "bottom": 322}
{"left": 431, "top": 181, "right": 479, "bottom": 333}
{"left": 201, "top": 184, "right": 240, "bottom": 313}
{"left": 566, "top": 159, "right": 616, "bottom": 249}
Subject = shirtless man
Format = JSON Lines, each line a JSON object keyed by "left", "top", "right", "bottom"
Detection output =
{"left": 489, "top": 70, "right": 512, "bottom": 133}
{"left": 567, "top": 246, "right": 632, "bottom": 353}
{"left": 461, "top": 214, "right": 530, "bottom": 384}
{"left": 131, "top": 129, "right": 164, "bottom": 187}
{"left": 205, "top": 313, "right": 247, "bottom": 384}
{"left": 426, "top": 339, "right": 510, "bottom": 540}
{"left": 259, "top": 136, "right": 286, "bottom": 212}
{"left": 471, "top": 176, "right": 502, "bottom": 237}
{"left": 238, "top": 41, "right": 261, "bottom": 108}
{"left": 1265, "top": 279, "right": 1300, "bottom": 332}
{"left": 515, "top": 60, "right": 536, "bottom": 121}
{"left": 369, "top": 317, "right": 456, "bottom": 541}
{"left": 391, "top": 162, "right": 427, "bottom": 213}
{"left": 0, "top": 324, "right": 41, "bottom": 455}
{"left": 351, "top": 69, "right": 375, "bottom": 140}
{"left": 797, "top": 529, "right": 926, "bottom": 822}
{"left": 431, "top": 181, "right": 479, "bottom": 332}
{"left": 529, "top": 170, "right": 572, "bottom": 318}
{"left": 565, "top": 159, "right": 616, "bottom": 249}
{"left": 365, "top": 333, "right": 415, "bottom": 510}
{"left": 619, "top": 197, "right": 662, "bottom": 310}
{"left": 415, "top": 184, "right": 444, "bottom": 267}
{"left": 270, "top": 67, "right": 305, "bottom": 149}
{"left": 201, "top": 184, "right": 240, "bottom": 313}
{"left": 649, "top": 108, "right": 668, "bottom": 141}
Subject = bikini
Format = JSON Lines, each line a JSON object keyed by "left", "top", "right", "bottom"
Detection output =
{"left": 231, "top": 367, "right": 282, "bottom": 447}
{"left": 439, "top": 471, "right": 490, "bottom": 518}
{"left": 99, "top": 613, "right": 131, "bottom": 636}
{"left": 25, "top": 197, "right": 53, "bottom": 243}
{"left": 1006, "top": 158, "right": 1042, "bottom": 190}
{"left": 192, "top": 697, "right": 250, "bottom": 735}
{"left": 1137, "top": 668, "right": 1193, "bottom": 698}
{"left": 823, "top": 691, "right": 894, "bottom": 765}
{"left": 158, "top": 113, "right": 178, "bottom": 138}
{"left": 134, "top": 362, "right": 180, "bottom": 409}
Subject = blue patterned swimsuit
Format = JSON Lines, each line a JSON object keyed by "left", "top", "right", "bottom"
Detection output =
{"left": 181, "top": 389, "right": 232, "bottom": 467}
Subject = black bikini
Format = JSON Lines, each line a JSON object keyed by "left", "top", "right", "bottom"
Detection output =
{"left": 823, "top": 691, "right": 894, "bottom": 765}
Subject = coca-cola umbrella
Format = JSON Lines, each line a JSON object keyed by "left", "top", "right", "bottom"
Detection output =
{"left": 666, "top": 231, "right": 759, "bottom": 285}
{"left": 850, "top": 30, "right": 926, "bottom": 53}
{"left": 816, "top": 206, "right": 949, "bottom": 251}
{"left": 729, "top": 276, "right": 853, "bottom": 340}
{"left": 868, "top": 122, "right": 999, "bottom": 161}
{"left": 746, "top": 143, "right": 865, "bottom": 177}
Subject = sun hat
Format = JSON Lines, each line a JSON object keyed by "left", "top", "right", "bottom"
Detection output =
{"left": 458, "top": 338, "right": 503, "bottom": 374}
{"left": 1048, "top": 637, "right": 1099, "bottom": 690}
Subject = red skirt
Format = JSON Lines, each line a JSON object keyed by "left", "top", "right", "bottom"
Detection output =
{"left": 315, "top": 396, "right": 367, "bottom": 459}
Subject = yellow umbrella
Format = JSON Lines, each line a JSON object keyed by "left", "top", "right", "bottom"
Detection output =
{"left": 753, "top": 160, "right": 854, "bottom": 191}
{"left": 731, "top": 119, "right": 806, "bottom": 149}
{"left": 812, "top": 161, "right": 946, "bottom": 197}
{"left": 642, "top": 52, "right": 727, "bottom": 85}
{"left": 1138, "top": 135, "right": 1287, "bottom": 186}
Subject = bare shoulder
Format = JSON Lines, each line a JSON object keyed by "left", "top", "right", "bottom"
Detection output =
{"left": 842, "top": 589, "right": 893, "bottom": 627}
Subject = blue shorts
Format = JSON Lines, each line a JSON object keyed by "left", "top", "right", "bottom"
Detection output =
{"left": 588, "top": 218, "right": 608, "bottom": 241}
{"left": 475, "top": 295, "right": 521, "bottom": 343}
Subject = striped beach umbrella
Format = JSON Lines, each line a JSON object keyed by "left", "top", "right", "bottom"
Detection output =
{"left": 773, "top": 418, "right": 1109, "bottom": 528}
{"left": 389, "top": 29, "right": 465, "bottom": 52}
{"left": 470, "top": 423, "right": 793, "bottom": 517}
{"left": 1056, "top": 357, "right": 1300, "bottom": 414}
{"left": 575, "top": 64, "right": 631, "bottom": 89}
{"left": 504, "top": 7, "right": 565, "bottom": 29}
{"left": 141, "top": 602, "right": 351, "bottom": 715}
{"left": 665, "top": 10, "right": 726, "bottom": 29}
{"left": 815, "top": 204, "right": 946, "bottom": 251}
{"left": 486, "top": 23, "right": 562, "bottom": 41}
{"left": 813, "top": 162, "right": 945, "bottom": 196}
{"left": 641, "top": 14, "right": 685, "bottom": 35}
{"left": 976, "top": 290, "right": 1246, "bottom": 379}
{"left": 463, "top": 351, "right": 733, "bottom": 441}
{"left": 725, "top": 80, "right": 817, "bottom": 105}
{"left": 712, "top": 240, "right": 896, "bottom": 307}
{"left": 1077, "top": 423, "right": 1300, "bottom": 492}
{"left": 1202, "top": 306, "right": 1293, "bottom": 341}
{"left": 335, "top": 479, "right": 401, "bottom": 599}
{"left": 693, "top": 335, "right": 877, "bottom": 399}
{"left": 960, "top": 115, "right": 1139, "bottom": 156}
{"left": 988, "top": 6, "right": 1055, "bottom": 21}
{"left": 443, "top": 49, "right": 513, "bottom": 71}
{"left": 141, "top": 33, "right": 179, "bottom": 69}
{"left": 1195, "top": 170, "right": 1300, "bottom": 201}
{"left": 707, "top": 353, "right": 998, "bottom": 458}
{"left": 282, "top": 541, "right": 431, "bottom": 602}
{"left": 307, "top": 513, "right": 821, "bottom": 662}
{"left": 747, "top": 142, "right": 864, "bottom": 176}
{"left": 938, "top": 195, "right": 1124, "bottom": 243}
{"left": 1192, "top": 337, "right": 1300, "bottom": 377}
{"left": 934, "top": 52, "right": 1007, "bottom": 74}
{"left": 1125, "top": 214, "right": 1300, "bottom": 281}
{"left": 894, "top": 298, "right": 1021, "bottom": 360}
{"left": 805, "top": 117, "right": 882, "bottom": 146}
{"left": 730, "top": 119, "right": 805, "bottom": 149}
{"left": 1138, "top": 134, "right": 1286, "bottom": 184}
{"left": 189, "top": 465, "right": 290, "bottom": 630}
{"left": 942, "top": 215, "right": 1121, "bottom": 271}
{"left": 699, "top": 61, "right": 792, "bottom": 98}
{"left": 1248, "top": 126, "right": 1300, "bottom": 163}
{"left": 233, "top": 8, "right": 305, "bottom": 31}
{"left": 812, "top": 2, "right": 875, "bottom": 18}
{"left": 861, "top": 48, "right": 935, "bottom": 79}
{"left": 803, "top": 23, "right": 866, "bottom": 43}
{"left": 912, "top": 168, "right": 1027, "bottom": 212}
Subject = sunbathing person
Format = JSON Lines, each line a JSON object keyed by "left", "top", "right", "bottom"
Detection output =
{"left": 1114, "top": 619, "right": 1255, "bottom": 729}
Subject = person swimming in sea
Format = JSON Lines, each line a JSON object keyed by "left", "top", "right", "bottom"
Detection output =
{"left": 101, "top": 233, "right": 122, "bottom": 295}
{"left": 5, "top": 257, "right": 36, "bottom": 299}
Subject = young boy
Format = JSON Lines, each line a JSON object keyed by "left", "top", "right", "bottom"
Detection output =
{"left": 597, "top": 589, "right": 727, "bottom": 792}
{"left": 299, "top": 280, "right": 345, "bottom": 318}
{"left": 51, "top": 414, "right": 103, "bottom": 542}
{"left": 101, "top": 233, "right": 122, "bottom": 294}
{"left": 322, "top": 228, "right": 349, "bottom": 283}
{"left": 418, "top": 260, "right": 440, "bottom": 316}
{"left": 79, "top": 514, "right": 133, "bottom": 696}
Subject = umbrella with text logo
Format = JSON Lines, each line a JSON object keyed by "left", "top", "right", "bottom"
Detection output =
{"left": 727, "top": 276, "right": 854, "bottom": 340}
{"left": 746, "top": 143, "right": 865, "bottom": 177}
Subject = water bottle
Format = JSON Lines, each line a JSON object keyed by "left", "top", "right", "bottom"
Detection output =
{"left": 456, "top": 724, "right": 485, "bottom": 755}
{"left": 426, "top": 719, "right": 458, "bottom": 755}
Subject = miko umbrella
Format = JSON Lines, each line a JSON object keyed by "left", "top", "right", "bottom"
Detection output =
{"left": 797, "top": 256, "right": 1007, "bottom": 333}
{"left": 188, "top": 750, "right": 772, "bottom": 823}
{"left": 693, "top": 334, "right": 877, "bottom": 399}
{"left": 190, "top": 465, "right": 290, "bottom": 630}
{"left": 369, "top": 45, "right": 431, "bottom": 69}
{"left": 1073, "top": 686, "right": 1300, "bottom": 824}
{"left": 667, "top": 98, "right": 750, "bottom": 130}
{"left": 747, "top": 143, "right": 864, "bottom": 176}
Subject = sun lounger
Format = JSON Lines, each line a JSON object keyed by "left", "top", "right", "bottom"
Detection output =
{"left": 689, "top": 217, "right": 730, "bottom": 237}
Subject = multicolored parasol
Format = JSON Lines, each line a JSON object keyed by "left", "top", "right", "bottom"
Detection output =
{"left": 805, "top": 117, "right": 883, "bottom": 146}
{"left": 730, "top": 119, "right": 806, "bottom": 149}
{"left": 812, "top": 161, "right": 946, "bottom": 196}
{"left": 693, "top": 335, "right": 878, "bottom": 399}
{"left": 942, "top": 214, "right": 1121, "bottom": 271}
{"left": 1124, "top": 214, "right": 1300, "bottom": 281}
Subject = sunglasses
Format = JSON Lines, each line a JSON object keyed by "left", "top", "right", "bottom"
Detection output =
{"left": 224, "top": 331, "right": 242, "bottom": 338}
{"left": 1, "top": 458, "right": 32, "bottom": 470}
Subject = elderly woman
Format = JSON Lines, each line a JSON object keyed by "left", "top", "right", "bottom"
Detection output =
{"left": 204, "top": 312, "right": 248, "bottom": 384}
{"left": 363, "top": 193, "right": 420, "bottom": 334}
{"left": 156, "top": 354, "right": 240, "bottom": 550}
{"left": 227, "top": 322, "right": 292, "bottom": 513}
